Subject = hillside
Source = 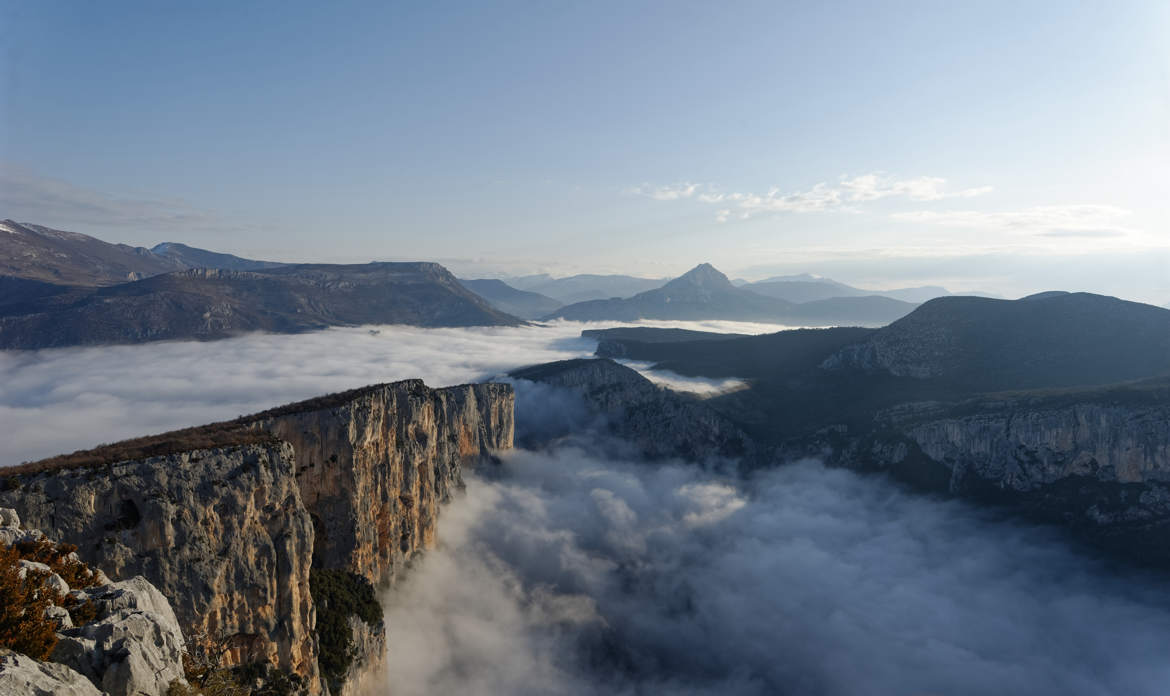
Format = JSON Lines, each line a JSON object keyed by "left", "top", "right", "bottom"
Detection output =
{"left": 0, "top": 220, "right": 182, "bottom": 286}
{"left": 823, "top": 292, "right": 1170, "bottom": 390}
{"left": 459, "top": 278, "right": 562, "bottom": 319}
{"left": 150, "top": 241, "right": 285, "bottom": 271}
{"left": 743, "top": 274, "right": 951, "bottom": 304}
{"left": 0, "top": 262, "right": 522, "bottom": 349}
{"left": 507, "top": 273, "right": 666, "bottom": 304}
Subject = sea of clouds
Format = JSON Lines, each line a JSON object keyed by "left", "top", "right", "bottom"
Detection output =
{"left": 4, "top": 321, "right": 1170, "bottom": 696}
{"left": 0, "top": 319, "right": 759, "bottom": 465}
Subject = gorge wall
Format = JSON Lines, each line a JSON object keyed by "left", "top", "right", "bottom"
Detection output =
{"left": 0, "top": 379, "right": 515, "bottom": 694}
{"left": 838, "top": 382, "right": 1170, "bottom": 563}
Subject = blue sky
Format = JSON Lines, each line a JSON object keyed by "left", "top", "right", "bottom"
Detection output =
{"left": 1, "top": 1, "right": 1167, "bottom": 300}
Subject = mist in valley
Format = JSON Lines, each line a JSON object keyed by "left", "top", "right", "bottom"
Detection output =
{"left": 5, "top": 324, "right": 1170, "bottom": 696}
{"left": 377, "top": 383, "right": 1170, "bottom": 696}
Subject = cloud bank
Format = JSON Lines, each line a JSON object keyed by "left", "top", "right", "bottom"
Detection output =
{"left": 380, "top": 422, "right": 1170, "bottom": 696}
{"left": 7, "top": 323, "right": 1170, "bottom": 696}
{"left": 0, "top": 320, "right": 779, "bottom": 465}
{"left": 628, "top": 173, "right": 993, "bottom": 221}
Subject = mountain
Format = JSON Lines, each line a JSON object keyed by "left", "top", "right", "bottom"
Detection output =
{"left": 150, "top": 241, "right": 285, "bottom": 271}
{"left": 458, "top": 278, "right": 562, "bottom": 319}
{"left": 547, "top": 263, "right": 792, "bottom": 322}
{"left": 507, "top": 273, "right": 667, "bottom": 304}
{"left": 823, "top": 292, "right": 1170, "bottom": 391}
{"left": 546, "top": 263, "right": 918, "bottom": 326}
{"left": 575, "top": 292, "right": 1170, "bottom": 566}
{"left": 510, "top": 358, "right": 758, "bottom": 463}
{"left": 786, "top": 295, "right": 919, "bottom": 325}
{"left": 743, "top": 274, "right": 951, "bottom": 304}
{"left": 0, "top": 219, "right": 183, "bottom": 286}
{"left": 0, "top": 262, "right": 522, "bottom": 349}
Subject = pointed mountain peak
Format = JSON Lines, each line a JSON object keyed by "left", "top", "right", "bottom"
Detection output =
{"left": 667, "top": 263, "right": 733, "bottom": 290}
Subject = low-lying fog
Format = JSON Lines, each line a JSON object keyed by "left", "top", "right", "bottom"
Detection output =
{"left": 0, "top": 319, "right": 766, "bottom": 465}
{"left": 5, "top": 322, "right": 1170, "bottom": 696}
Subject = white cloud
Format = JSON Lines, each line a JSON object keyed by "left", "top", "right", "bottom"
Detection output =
{"left": 839, "top": 173, "right": 993, "bottom": 202}
{"left": 631, "top": 173, "right": 992, "bottom": 221}
{"left": 892, "top": 204, "right": 1134, "bottom": 238}
{"left": 0, "top": 319, "right": 780, "bottom": 466}
{"left": 625, "top": 182, "right": 702, "bottom": 201}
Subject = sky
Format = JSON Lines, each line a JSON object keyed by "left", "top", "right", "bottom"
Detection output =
{"left": 1, "top": 1, "right": 1167, "bottom": 301}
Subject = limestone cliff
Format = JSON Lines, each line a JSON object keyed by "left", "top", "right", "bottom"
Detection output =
{"left": 510, "top": 359, "right": 757, "bottom": 465}
{"left": 0, "top": 379, "right": 515, "bottom": 694}
{"left": 244, "top": 380, "right": 514, "bottom": 587}
{"left": 847, "top": 381, "right": 1170, "bottom": 563}
{"left": 0, "top": 442, "right": 320, "bottom": 686}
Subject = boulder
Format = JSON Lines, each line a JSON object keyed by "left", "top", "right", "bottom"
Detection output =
{"left": 0, "top": 648, "right": 103, "bottom": 696}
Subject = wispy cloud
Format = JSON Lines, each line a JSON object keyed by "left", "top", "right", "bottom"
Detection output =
{"left": 0, "top": 165, "right": 243, "bottom": 236}
{"left": 624, "top": 182, "right": 702, "bottom": 201}
{"left": 891, "top": 205, "right": 1134, "bottom": 239}
{"left": 630, "top": 172, "right": 993, "bottom": 221}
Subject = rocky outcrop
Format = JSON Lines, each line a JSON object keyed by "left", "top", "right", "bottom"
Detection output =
{"left": 0, "top": 511, "right": 187, "bottom": 696}
{"left": 845, "top": 381, "right": 1170, "bottom": 563}
{"left": 0, "top": 648, "right": 104, "bottom": 696}
{"left": 51, "top": 579, "right": 187, "bottom": 696}
{"left": 510, "top": 359, "right": 757, "bottom": 464}
{"left": 890, "top": 401, "right": 1170, "bottom": 492}
{"left": 0, "top": 379, "right": 515, "bottom": 694}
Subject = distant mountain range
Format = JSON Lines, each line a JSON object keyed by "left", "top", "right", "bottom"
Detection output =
{"left": 457, "top": 279, "right": 562, "bottom": 320}
{"left": 505, "top": 273, "right": 667, "bottom": 304}
{"left": 0, "top": 219, "right": 1018, "bottom": 347}
{"left": 0, "top": 219, "right": 183, "bottom": 286}
{"left": 0, "top": 263, "right": 520, "bottom": 349}
{"left": 0, "top": 221, "right": 521, "bottom": 349}
{"left": 545, "top": 263, "right": 919, "bottom": 326}
{"left": 150, "top": 242, "right": 286, "bottom": 272}
{"left": 741, "top": 273, "right": 956, "bottom": 304}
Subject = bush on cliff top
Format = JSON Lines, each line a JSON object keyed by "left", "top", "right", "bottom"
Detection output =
{"left": 0, "top": 537, "right": 106, "bottom": 659}
{"left": 0, "top": 544, "right": 59, "bottom": 660}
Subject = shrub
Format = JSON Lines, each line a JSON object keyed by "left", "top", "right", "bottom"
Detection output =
{"left": 310, "top": 569, "right": 382, "bottom": 693}
{"left": 0, "top": 544, "right": 59, "bottom": 660}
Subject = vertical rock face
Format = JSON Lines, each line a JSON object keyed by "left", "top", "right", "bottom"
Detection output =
{"left": 858, "top": 390, "right": 1170, "bottom": 563}
{"left": 244, "top": 381, "right": 514, "bottom": 587}
{"left": 0, "top": 379, "right": 515, "bottom": 694}
{"left": 0, "top": 443, "right": 320, "bottom": 686}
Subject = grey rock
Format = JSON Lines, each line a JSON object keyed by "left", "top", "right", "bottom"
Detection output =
{"left": 53, "top": 600, "right": 185, "bottom": 696}
{"left": 44, "top": 604, "right": 73, "bottom": 630}
{"left": 0, "top": 648, "right": 103, "bottom": 696}
{"left": 0, "top": 507, "right": 20, "bottom": 528}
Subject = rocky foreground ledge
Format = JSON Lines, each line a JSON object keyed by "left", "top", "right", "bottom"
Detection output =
{"left": 0, "top": 379, "right": 515, "bottom": 695}
{"left": 0, "top": 508, "right": 185, "bottom": 696}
